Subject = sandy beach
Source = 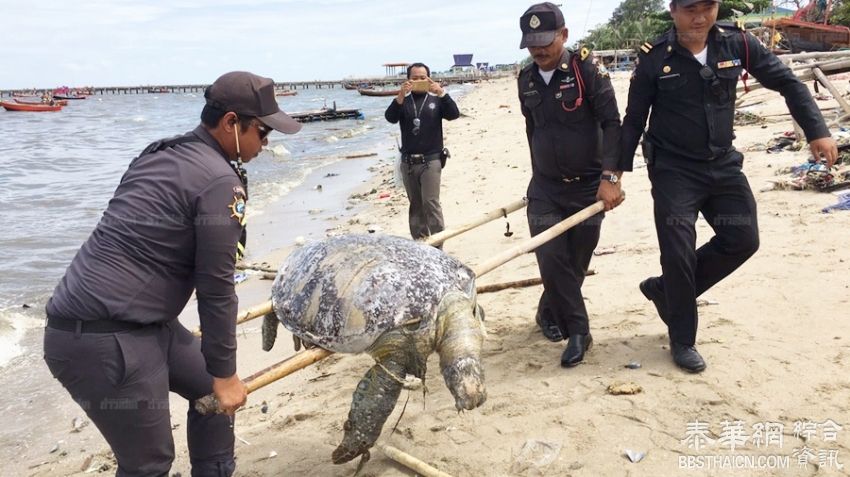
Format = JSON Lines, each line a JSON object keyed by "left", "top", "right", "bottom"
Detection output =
{"left": 24, "top": 74, "right": 850, "bottom": 476}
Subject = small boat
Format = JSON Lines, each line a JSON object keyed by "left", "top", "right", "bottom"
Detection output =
{"left": 54, "top": 95, "right": 86, "bottom": 100}
{"left": 1, "top": 101, "right": 62, "bottom": 112}
{"left": 275, "top": 90, "right": 298, "bottom": 96}
{"left": 357, "top": 88, "right": 400, "bottom": 97}
{"left": 14, "top": 98, "right": 69, "bottom": 106}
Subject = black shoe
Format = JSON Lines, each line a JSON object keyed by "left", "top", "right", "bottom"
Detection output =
{"left": 670, "top": 342, "right": 706, "bottom": 373}
{"left": 639, "top": 277, "right": 670, "bottom": 326}
{"left": 561, "top": 333, "right": 592, "bottom": 367}
{"left": 536, "top": 310, "right": 565, "bottom": 342}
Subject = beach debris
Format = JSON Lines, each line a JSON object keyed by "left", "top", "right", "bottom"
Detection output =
{"left": 697, "top": 298, "right": 719, "bottom": 307}
{"left": 607, "top": 382, "right": 643, "bottom": 395}
{"left": 71, "top": 417, "right": 89, "bottom": 433}
{"left": 624, "top": 449, "right": 647, "bottom": 463}
{"left": 734, "top": 110, "right": 764, "bottom": 126}
{"left": 624, "top": 361, "right": 642, "bottom": 369}
{"left": 823, "top": 192, "right": 850, "bottom": 212}
{"left": 266, "top": 450, "right": 278, "bottom": 459}
{"left": 308, "top": 208, "right": 322, "bottom": 215}
{"left": 324, "top": 172, "right": 340, "bottom": 178}
{"left": 315, "top": 184, "right": 323, "bottom": 192}
{"left": 511, "top": 439, "right": 562, "bottom": 474}
{"left": 259, "top": 234, "right": 486, "bottom": 465}
{"left": 765, "top": 161, "right": 850, "bottom": 192}
{"left": 593, "top": 246, "right": 616, "bottom": 256}
{"left": 766, "top": 136, "right": 797, "bottom": 153}
{"left": 269, "top": 144, "right": 290, "bottom": 157}
{"left": 261, "top": 400, "right": 269, "bottom": 414}
{"left": 22, "top": 303, "right": 31, "bottom": 309}
{"left": 366, "top": 225, "right": 382, "bottom": 233}
{"left": 294, "top": 236, "right": 306, "bottom": 246}
{"left": 235, "top": 434, "right": 251, "bottom": 445}
{"left": 378, "top": 192, "right": 390, "bottom": 199}
{"left": 233, "top": 272, "right": 248, "bottom": 285}
{"left": 49, "top": 441, "right": 62, "bottom": 453}
{"left": 344, "top": 152, "right": 378, "bottom": 159}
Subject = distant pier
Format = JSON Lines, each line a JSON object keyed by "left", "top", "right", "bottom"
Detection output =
{"left": 0, "top": 73, "right": 510, "bottom": 98}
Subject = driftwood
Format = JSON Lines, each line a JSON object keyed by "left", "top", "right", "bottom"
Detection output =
{"left": 379, "top": 444, "right": 455, "bottom": 477}
{"left": 344, "top": 152, "right": 378, "bottom": 159}
{"left": 194, "top": 201, "right": 606, "bottom": 414}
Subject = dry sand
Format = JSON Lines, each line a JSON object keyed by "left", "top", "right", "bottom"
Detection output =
{"left": 28, "top": 75, "right": 850, "bottom": 476}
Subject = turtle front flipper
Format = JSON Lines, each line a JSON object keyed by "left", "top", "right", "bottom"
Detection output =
{"left": 332, "top": 359, "right": 406, "bottom": 464}
{"left": 435, "top": 291, "right": 487, "bottom": 411}
{"left": 261, "top": 312, "right": 279, "bottom": 352}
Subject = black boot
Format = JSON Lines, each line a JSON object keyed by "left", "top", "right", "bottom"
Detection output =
{"left": 561, "top": 333, "right": 592, "bottom": 368}
{"left": 535, "top": 310, "right": 565, "bottom": 342}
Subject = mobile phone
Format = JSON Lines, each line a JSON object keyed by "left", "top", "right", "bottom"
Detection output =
{"left": 411, "top": 80, "right": 430, "bottom": 93}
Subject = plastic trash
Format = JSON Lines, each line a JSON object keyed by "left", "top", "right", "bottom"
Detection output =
{"left": 511, "top": 439, "right": 562, "bottom": 475}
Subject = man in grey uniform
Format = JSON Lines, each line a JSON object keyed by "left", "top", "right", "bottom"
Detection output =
{"left": 43, "top": 71, "right": 301, "bottom": 476}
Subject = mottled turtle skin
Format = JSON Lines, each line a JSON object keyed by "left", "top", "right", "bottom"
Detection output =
{"left": 262, "top": 234, "right": 487, "bottom": 465}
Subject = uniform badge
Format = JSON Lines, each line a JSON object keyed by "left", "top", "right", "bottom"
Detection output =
{"left": 229, "top": 191, "right": 247, "bottom": 226}
{"left": 555, "top": 92, "right": 563, "bottom": 99}
{"left": 597, "top": 63, "right": 610, "bottom": 78}
{"left": 529, "top": 15, "right": 541, "bottom": 29}
{"left": 717, "top": 59, "right": 742, "bottom": 69}
{"left": 561, "top": 62, "right": 569, "bottom": 70}
{"left": 663, "top": 65, "right": 671, "bottom": 73}
{"left": 667, "top": 45, "right": 672, "bottom": 53}
{"left": 428, "top": 102, "right": 435, "bottom": 109}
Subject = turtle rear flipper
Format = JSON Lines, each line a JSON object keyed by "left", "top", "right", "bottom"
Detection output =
{"left": 261, "top": 312, "right": 279, "bottom": 352}
{"left": 332, "top": 359, "right": 406, "bottom": 465}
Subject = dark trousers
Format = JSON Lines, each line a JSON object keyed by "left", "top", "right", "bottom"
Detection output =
{"left": 43, "top": 320, "right": 235, "bottom": 477}
{"left": 527, "top": 178, "right": 603, "bottom": 337}
{"left": 401, "top": 160, "right": 444, "bottom": 240}
{"left": 649, "top": 150, "right": 760, "bottom": 345}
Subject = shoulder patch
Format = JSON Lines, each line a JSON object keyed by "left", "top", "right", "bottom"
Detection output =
{"left": 229, "top": 188, "right": 247, "bottom": 226}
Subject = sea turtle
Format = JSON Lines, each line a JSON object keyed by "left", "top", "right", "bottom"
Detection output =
{"left": 262, "top": 234, "right": 487, "bottom": 464}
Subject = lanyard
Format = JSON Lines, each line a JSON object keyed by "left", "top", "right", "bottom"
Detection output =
{"left": 410, "top": 94, "right": 429, "bottom": 122}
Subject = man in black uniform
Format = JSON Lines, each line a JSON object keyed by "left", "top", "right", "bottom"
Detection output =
{"left": 621, "top": 0, "right": 838, "bottom": 373}
{"left": 43, "top": 71, "right": 302, "bottom": 476}
{"left": 518, "top": 2, "right": 625, "bottom": 367}
{"left": 385, "top": 62, "right": 460, "bottom": 241}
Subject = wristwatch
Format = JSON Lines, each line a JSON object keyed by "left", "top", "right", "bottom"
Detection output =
{"left": 600, "top": 173, "right": 619, "bottom": 184}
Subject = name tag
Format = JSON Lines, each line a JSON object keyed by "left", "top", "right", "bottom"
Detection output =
{"left": 659, "top": 73, "right": 680, "bottom": 80}
{"left": 717, "top": 59, "right": 742, "bottom": 69}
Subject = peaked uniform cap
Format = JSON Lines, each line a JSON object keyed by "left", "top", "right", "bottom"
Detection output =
{"left": 519, "top": 2, "right": 565, "bottom": 49}
{"left": 205, "top": 71, "right": 302, "bottom": 134}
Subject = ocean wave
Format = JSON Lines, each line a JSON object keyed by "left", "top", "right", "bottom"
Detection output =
{"left": 0, "top": 309, "right": 40, "bottom": 368}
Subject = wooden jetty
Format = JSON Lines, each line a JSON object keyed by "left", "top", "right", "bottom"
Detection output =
{"left": 0, "top": 73, "right": 510, "bottom": 99}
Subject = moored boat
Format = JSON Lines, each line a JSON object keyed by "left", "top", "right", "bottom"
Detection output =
{"left": 14, "top": 98, "right": 69, "bottom": 106}
{"left": 1, "top": 101, "right": 63, "bottom": 112}
{"left": 275, "top": 90, "right": 298, "bottom": 96}
{"left": 357, "top": 88, "right": 400, "bottom": 97}
{"left": 54, "top": 95, "right": 86, "bottom": 100}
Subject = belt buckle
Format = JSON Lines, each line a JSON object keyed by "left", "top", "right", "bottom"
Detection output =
{"left": 562, "top": 176, "right": 580, "bottom": 183}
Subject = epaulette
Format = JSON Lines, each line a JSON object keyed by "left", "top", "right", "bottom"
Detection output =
{"left": 639, "top": 41, "right": 653, "bottom": 54}
{"left": 715, "top": 20, "right": 744, "bottom": 35}
{"left": 519, "top": 61, "right": 535, "bottom": 76}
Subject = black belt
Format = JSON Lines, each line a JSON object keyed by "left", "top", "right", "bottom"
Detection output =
{"left": 561, "top": 174, "right": 600, "bottom": 184}
{"left": 402, "top": 152, "right": 441, "bottom": 165}
{"left": 46, "top": 316, "right": 148, "bottom": 333}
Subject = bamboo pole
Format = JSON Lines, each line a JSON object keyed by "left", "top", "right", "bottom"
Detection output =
{"left": 194, "top": 347, "right": 332, "bottom": 414}
{"left": 192, "top": 300, "right": 274, "bottom": 337}
{"left": 737, "top": 58, "right": 850, "bottom": 94}
{"left": 194, "top": 200, "right": 606, "bottom": 414}
{"left": 476, "top": 277, "right": 543, "bottom": 294}
{"left": 811, "top": 67, "right": 850, "bottom": 115}
{"left": 423, "top": 197, "right": 528, "bottom": 246}
{"left": 778, "top": 50, "right": 850, "bottom": 62}
{"left": 471, "top": 201, "right": 605, "bottom": 277}
{"left": 379, "top": 444, "right": 455, "bottom": 477}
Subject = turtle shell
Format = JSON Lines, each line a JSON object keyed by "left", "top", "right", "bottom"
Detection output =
{"left": 271, "top": 234, "right": 475, "bottom": 353}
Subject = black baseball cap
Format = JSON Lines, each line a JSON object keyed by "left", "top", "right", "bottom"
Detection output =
{"left": 674, "top": 0, "right": 720, "bottom": 6}
{"left": 205, "top": 71, "right": 302, "bottom": 134}
{"left": 519, "top": 2, "right": 565, "bottom": 49}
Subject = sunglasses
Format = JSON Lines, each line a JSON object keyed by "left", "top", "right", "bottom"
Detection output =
{"left": 252, "top": 120, "right": 272, "bottom": 140}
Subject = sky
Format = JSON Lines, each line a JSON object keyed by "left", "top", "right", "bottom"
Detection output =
{"left": 0, "top": 0, "right": 623, "bottom": 90}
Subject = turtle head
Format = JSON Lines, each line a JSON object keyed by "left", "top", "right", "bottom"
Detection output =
{"left": 435, "top": 291, "right": 487, "bottom": 411}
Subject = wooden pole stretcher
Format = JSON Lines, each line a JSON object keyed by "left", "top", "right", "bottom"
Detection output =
{"left": 194, "top": 200, "right": 605, "bottom": 414}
